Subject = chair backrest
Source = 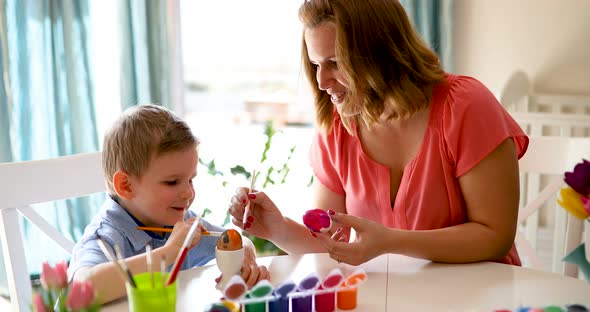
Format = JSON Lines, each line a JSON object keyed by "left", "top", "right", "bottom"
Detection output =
{"left": 0, "top": 152, "right": 105, "bottom": 312}
{"left": 512, "top": 112, "right": 590, "bottom": 138}
{"left": 517, "top": 136, "right": 590, "bottom": 278}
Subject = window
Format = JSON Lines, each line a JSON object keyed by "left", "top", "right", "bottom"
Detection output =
{"left": 180, "top": 0, "right": 315, "bottom": 224}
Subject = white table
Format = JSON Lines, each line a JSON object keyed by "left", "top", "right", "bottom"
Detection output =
{"left": 102, "top": 253, "right": 590, "bottom": 311}
{"left": 386, "top": 256, "right": 590, "bottom": 311}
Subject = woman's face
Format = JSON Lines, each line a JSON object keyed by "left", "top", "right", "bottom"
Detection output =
{"left": 305, "top": 23, "right": 351, "bottom": 114}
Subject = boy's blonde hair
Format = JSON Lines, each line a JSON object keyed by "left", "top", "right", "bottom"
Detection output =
{"left": 102, "top": 104, "right": 199, "bottom": 195}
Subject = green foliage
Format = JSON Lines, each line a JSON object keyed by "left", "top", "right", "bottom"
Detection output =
{"left": 200, "top": 208, "right": 213, "bottom": 219}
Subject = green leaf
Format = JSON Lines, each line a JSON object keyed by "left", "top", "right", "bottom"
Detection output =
{"left": 200, "top": 208, "right": 212, "bottom": 218}
{"left": 222, "top": 210, "right": 232, "bottom": 227}
{"left": 262, "top": 167, "right": 276, "bottom": 188}
{"left": 307, "top": 175, "right": 314, "bottom": 187}
{"left": 260, "top": 120, "right": 278, "bottom": 164}
{"left": 230, "top": 165, "right": 250, "bottom": 179}
{"left": 199, "top": 158, "right": 224, "bottom": 176}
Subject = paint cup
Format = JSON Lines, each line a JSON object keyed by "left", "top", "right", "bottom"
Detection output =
{"left": 291, "top": 292, "right": 313, "bottom": 312}
{"left": 245, "top": 280, "right": 273, "bottom": 312}
{"left": 204, "top": 300, "right": 240, "bottom": 312}
{"left": 223, "top": 275, "right": 248, "bottom": 301}
{"left": 336, "top": 268, "right": 367, "bottom": 310}
{"left": 126, "top": 271, "right": 176, "bottom": 312}
{"left": 315, "top": 285, "right": 335, "bottom": 312}
{"left": 292, "top": 273, "right": 320, "bottom": 312}
{"left": 336, "top": 281, "right": 356, "bottom": 310}
{"left": 269, "top": 280, "right": 296, "bottom": 312}
{"left": 315, "top": 269, "right": 344, "bottom": 312}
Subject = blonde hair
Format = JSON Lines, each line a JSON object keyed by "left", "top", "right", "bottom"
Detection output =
{"left": 299, "top": 0, "right": 446, "bottom": 133}
{"left": 102, "top": 104, "right": 199, "bottom": 195}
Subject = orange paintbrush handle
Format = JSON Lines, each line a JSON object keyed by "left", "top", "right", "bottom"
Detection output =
{"left": 136, "top": 226, "right": 221, "bottom": 236}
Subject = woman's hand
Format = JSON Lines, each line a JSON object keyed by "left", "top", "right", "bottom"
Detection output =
{"left": 315, "top": 211, "right": 391, "bottom": 265}
{"left": 228, "top": 188, "right": 286, "bottom": 240}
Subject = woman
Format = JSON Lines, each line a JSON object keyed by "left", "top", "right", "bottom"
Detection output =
{"left": 230, "top": 0, "right": 528, "bottom": 266}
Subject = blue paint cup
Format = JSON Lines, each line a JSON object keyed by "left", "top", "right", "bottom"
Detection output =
{"left": 269, "top": 280, "right": 296, "bottom": 312}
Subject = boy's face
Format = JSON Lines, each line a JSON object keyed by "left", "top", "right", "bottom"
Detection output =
{"left": 126, "top": 147, "right": 198, "bottom": 227}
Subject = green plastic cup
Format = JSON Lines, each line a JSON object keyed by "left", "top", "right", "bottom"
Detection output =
{"left": 126, "top": 272, "right": 177, "bottom": 312}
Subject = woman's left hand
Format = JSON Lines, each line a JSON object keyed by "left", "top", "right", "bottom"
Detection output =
{"left": 315, "top": 211, "right": 391, "bottom": 265}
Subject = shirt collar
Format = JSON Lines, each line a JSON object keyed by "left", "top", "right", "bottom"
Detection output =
{"left": 104, "top": 196, "right": 167, "bottom": 252}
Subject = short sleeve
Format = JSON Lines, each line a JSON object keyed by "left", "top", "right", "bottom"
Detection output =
{"left": 309, "top": 126, "right": 346, "bottom": 195}
{"left": 441, "top": 76, "right": 529, "bottom": 177}
{"left": 67, "top": 229, "right": 116, "bottom": 280}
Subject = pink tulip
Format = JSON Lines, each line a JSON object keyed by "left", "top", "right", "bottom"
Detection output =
{"left": 66, "top": 280, "right": 95, "bottom": 310}
{"left": 32, "top": 293, "right": 49, "bottom": 312}
{"left": 54, "top": 260, "right": 68, "bottom": 288}
{"left": 41, "top": 261, "right": 68, "bottom": 290}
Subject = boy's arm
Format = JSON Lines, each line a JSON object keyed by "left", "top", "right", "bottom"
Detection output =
{"left": 73, "top": 245, "right": 178, "bottom": 304}
{"left": 74, "top": 219, "right": 203, "bottom": 303}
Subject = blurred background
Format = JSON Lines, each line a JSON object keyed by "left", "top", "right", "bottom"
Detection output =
{"left": 1, "top": 0, "right": 589, "bottom": 304}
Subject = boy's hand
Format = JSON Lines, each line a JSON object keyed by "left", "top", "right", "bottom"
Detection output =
{"left": 164, "top": 218, "right": 203, "bottom": 263}
{"left": 214, "top": 242, "right": 270, "bottom": 288}
{"left": 239, "top": 251, "right": 270, "bottom": 288}
{"left": 214, "top": 258, "right": 270, "bottom": 289}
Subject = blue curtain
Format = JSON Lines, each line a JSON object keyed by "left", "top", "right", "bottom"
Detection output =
{"left": 119, "top": 0, "right": 175, "bottom": 110}
{"left": 400, "top": 0, "right": 453, "bottom": 71}
{"left": 0, "top": 0, "right": 103, "bottom": 294}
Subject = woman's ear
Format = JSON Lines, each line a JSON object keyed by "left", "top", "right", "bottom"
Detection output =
{"left": 113, "top": 170, "right": 133, "bottom": 200}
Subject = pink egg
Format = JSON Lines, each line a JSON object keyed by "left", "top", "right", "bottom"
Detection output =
{"left": 303, "top": 209, "right": 332, "bottom": 233}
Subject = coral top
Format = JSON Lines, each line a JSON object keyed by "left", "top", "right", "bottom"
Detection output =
{"left": 309, "top": 74, "right": 529, "bottom": 265}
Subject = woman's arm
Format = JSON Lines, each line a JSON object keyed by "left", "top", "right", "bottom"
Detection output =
{"left": 229, "top": 181, "right": 347, "bottom": 255}
{"left": 391, "top": 138, "right": 520, "bottom": 262}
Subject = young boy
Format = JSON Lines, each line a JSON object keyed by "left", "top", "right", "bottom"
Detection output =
{"left": 68, "top": 104, "right": 269, "bottom": 303}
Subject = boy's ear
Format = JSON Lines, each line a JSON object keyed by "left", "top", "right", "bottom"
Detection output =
{"left": 113, "top": 170, "right": 134, "bottom": 200}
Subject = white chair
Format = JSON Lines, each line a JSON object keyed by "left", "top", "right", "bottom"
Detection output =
{"left": 501, "top": 71, "right": 590, "bottom": 116}
{"left": 512, "top": 112, "right": 590, "bottom": 138}
{"left": 517, "top": 136, "right": 590, "bottom": 278}
{"left": 501, "top": 71, "right": 590, "bottom": 138}
{"left": 0, "top": 152, "right": 105, "bottom": 312}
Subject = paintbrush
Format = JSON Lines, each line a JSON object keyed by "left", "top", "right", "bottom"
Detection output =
{"left": 96, "top": 237, "right": 136, "bottom": 288}
{"left": 166, "top": 217, "right": 200, "bottom": 285}
{"left": 114, "top": 244, "right": 137, "bottom": 288}
{"left": 146, "top": 243, "right": 154, "bottom": 288}
{"left": 136, "top": 226, "right": 221, "bottom": 236}
{"left": 242, "top": 169, "right": 257, "bottom": 228}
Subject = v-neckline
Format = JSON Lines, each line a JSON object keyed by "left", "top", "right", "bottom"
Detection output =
{"left": 350, "top": 92, "right": 438, "bottom": 211}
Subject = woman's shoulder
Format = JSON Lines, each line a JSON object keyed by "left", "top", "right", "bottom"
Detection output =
{"left": 442, "top": 74, "right": 496, "bottom": 102}
{"left": 434, "top": 73, "right": 501, "bottom": 117}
